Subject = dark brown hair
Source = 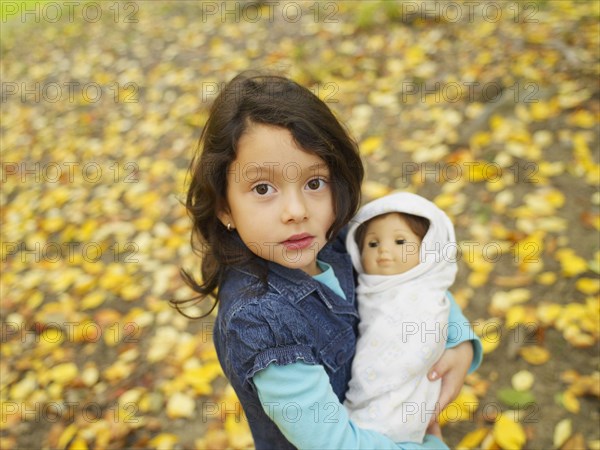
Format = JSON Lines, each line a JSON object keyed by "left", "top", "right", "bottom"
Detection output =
{"left": 175, "top": 71, "right": 364, "bottom": 316}
{"left": 354, "top": 212, "right": 430, "bottom": 250}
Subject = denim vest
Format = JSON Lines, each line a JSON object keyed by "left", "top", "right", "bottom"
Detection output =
{"left": 213, "top": 238, "right": 359, "bottom": 449}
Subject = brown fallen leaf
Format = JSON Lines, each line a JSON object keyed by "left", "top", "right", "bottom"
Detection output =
{"left": 561, "top": 432, "right": 586, "bottom": 450}
{"left": 493, "top": 274, "right": 533, "bottom": 288}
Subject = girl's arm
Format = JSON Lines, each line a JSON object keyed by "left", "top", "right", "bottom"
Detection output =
{"left": 443, "top": 291, "right": 483, "bottom": 373}
{"left": 426, "top": 292, "right": 483, "bottom": 415}
{"left": 254, "top": 361, "right": 449, "bottom": 450}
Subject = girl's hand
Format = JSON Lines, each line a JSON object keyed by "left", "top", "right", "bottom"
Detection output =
{"left": 427, "top": 341, "right": 473, "bottom": 422}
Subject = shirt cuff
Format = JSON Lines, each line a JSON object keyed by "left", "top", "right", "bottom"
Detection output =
{"left": 445, "top": 291, "right": 483, "bottom": 374}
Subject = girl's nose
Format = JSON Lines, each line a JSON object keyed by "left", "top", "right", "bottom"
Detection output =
{"left": 281, "top": 191, "right": 308, "bottom": 223}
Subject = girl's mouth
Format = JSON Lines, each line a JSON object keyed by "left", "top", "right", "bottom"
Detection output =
{"left": 281, "top": 233, "right": 315, "bottom": 250}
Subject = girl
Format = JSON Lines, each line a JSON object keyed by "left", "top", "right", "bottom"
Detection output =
{"left": 178, "top": 71, "right": 482, "bottom": 449}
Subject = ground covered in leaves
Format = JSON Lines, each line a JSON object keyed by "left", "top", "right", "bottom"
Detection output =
{"left": 1, "top": 1, "right": 599, "bottom": 449}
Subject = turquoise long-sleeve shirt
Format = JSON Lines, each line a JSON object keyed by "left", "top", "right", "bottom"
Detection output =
{"left": 253, "top": 261, "right": 482, "bottom": 449}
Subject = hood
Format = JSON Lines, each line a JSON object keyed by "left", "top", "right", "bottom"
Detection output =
{"left": 346, "top": 192, "right": 457, "bottom": 292}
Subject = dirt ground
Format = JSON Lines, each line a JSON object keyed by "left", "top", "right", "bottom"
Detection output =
{"left": 1, "top": 1, "right": 599, "bottom": 449}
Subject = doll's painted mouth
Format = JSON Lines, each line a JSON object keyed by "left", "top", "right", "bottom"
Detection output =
{"left": 377, "top": 258, "right": 394, "bottom": 265}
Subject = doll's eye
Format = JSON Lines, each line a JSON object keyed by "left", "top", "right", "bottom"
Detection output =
{"left": 368, "top": 241, "right": 379, "bottom": 248}
{"left": 253, "top": 184, "right": 273, "bottom": 195}
{"left": 395, "top": 239, "right": 406, "bottom": 245}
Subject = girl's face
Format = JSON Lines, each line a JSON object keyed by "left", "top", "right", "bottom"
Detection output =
{"left": 219, "top": 124, "right": 335, "bottom": 276}
{"left": 360, "top": 213, "right": 423, "bottom": 275}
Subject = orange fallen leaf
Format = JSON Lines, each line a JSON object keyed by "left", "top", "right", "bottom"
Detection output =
{"left": 560, "top": 432, "right": 586, "bottom": 450}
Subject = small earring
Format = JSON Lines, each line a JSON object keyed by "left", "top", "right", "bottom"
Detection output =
{"left": 227, "top": 223, "right": 232, "bottom": 231}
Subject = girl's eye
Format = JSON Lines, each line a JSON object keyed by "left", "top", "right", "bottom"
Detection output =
{"left": 395, "top": 239, "right": 406, "bottom": 245}
{"left": 306, "top": 178, "right": 328, "bottom": 191}
{"left": 253, "top": 184, "right": 273, "bottom": 195}
{"left": 367, "top": 241, "right": 379, "bottom": 248}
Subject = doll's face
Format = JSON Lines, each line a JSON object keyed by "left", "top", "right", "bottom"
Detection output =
{"left": 360, "top": 213, "right": 423, "bottom": 275}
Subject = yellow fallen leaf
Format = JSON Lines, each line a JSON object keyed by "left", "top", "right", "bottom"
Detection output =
{"left": 513, "top": 232, "right": 545, "bottom": 269}
{"left": 68, "top": 437, "right": 89, "bottom": 450}
{"left": 68, "top": 320, "right": 96, "bottom": 343}
{"left": 119, "top": 388, "right": 144, "bottom": 408}
{"left": 49, "top": 362, "right": 79, "bottom": 385}
{"left": 134, "top": 216, "right": 155, "bottom": 231}
{"left": 553, "top": 418, "right": 572, "bottom": 449}
{"left": 493, "top": 413, "right": 526, "bottom": 450}
{"left": 195, "top": 429, "right": 228, "bottom": 449}
{"left": 579, "top": 313, "right": 598, "bottom": 335}
{"left": 457, "top": 427, "right": 489, "bottom": 450}
{"left": 9, "top": 372, "right": 36, "bottom": 401}
{"left": 545, "top": 189, "right": 566, "bottom": 208}
{"left": 569, "top": 110, "right": 596, "bottom": 128}
{"left": 537, "top": 272, "right": 557, "bottom": 285}
{"left": 537, "top": 161, "right": 565, "bottom": 178}
{"left": 564, "top": 330, "right": 595, "bottom": 348}
{"left": 470, "top": 131, "right": 492, "bottom": 152}
{"left": 586, "top": 296, "right": 599, "bottom": 316}
{"left": 166, "top": 392, "right": 195, "bottom": 419}
{"left": 512, "top": 370, "right": 534, "bottom": 392}
{"left": 42, "top": 215, "right": 66, "bottom": 233}
{"left": 103, "top": 361, "right": 133, "bottom": 382}
{"left": 533, "top": 130, "right": 554, "bottom": 148}
{"left": 149, "top": 433, "right": 179, "bottom": 450}
{"left": 562, "top": 389, "right": 581, "bottom": 414}
{"left": 57, "top": 424, "right": 78, "bottom": 449}
{"left": 555, "top": 248, "right": 588, "bottom": 277}
{"left": 362, "top": 181, "right": 392, "bottom": 200}
{"left": 439, "top": 386, "right": 478, "bottom": 426}
{"left": 147, "top": 327, "right": 179, "bottom": 362}
{"left": 530, "top": 100, "right": 559, "bottom": 121}
{"left": 360, "top": 136, "right": 383, "bottom": 156}
{"left": 81, "top": 364, "right": 99, "bottom": 387}
{"left": 34, "top": 329, "right": 63, "bottom": 357}
{"left": 480, "top": 430, "right": 500, "bottom": 450}
{"left": 27, "top": 290, "right": 44, "bottom": 309}
{"left": 51, "top": 268, "right": 80, "bottom": 293}
{"left": 99, "top": 263, "right": 130, "bottom": 292}
{"left": 575, "top": 277, "right": 600, "bottom": 295}
{"left": 224, "top": 409, "right": 253, "bottom": 448}
{"left": 519, "top": 346, "right": 550, "bottom": 365}
{"left": 590, "top": 251, "right": 600, "bottom": 274}
{"left": 537, "top": 303, "right": 562, "bottom": 326}
{"left": 182, "top": 364, "right": 222, "bottom": 395}
{"left": 490, "top": 289, "right": 531, "bottom": 314}
{"left": 480, "top": 330, "right": 501, "bottom": 354}
{"left": 589, "top": 439, "right": 600, "bottom": 450}
{"left": 505, "top": 306, "right": 526, "bottom": 329}
{"left": 120, "top": 284, "right": 140, "bottom": 301}
{"left": 92, "top": 426, "right": 111, "bottom": 450}
{"left": 81, "top": 292, "right": 106, "bottom": 310}
{"left": 469, "top": 271, "right": 490, "bottom": 288}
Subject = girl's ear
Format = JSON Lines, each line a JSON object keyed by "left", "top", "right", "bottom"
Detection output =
{"left": 217, "top": 206, "right": 235, "bottom": 230}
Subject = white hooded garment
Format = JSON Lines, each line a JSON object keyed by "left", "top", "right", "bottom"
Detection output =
{"left": 343, "top": 192, "right": 457, "bottom": 443}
